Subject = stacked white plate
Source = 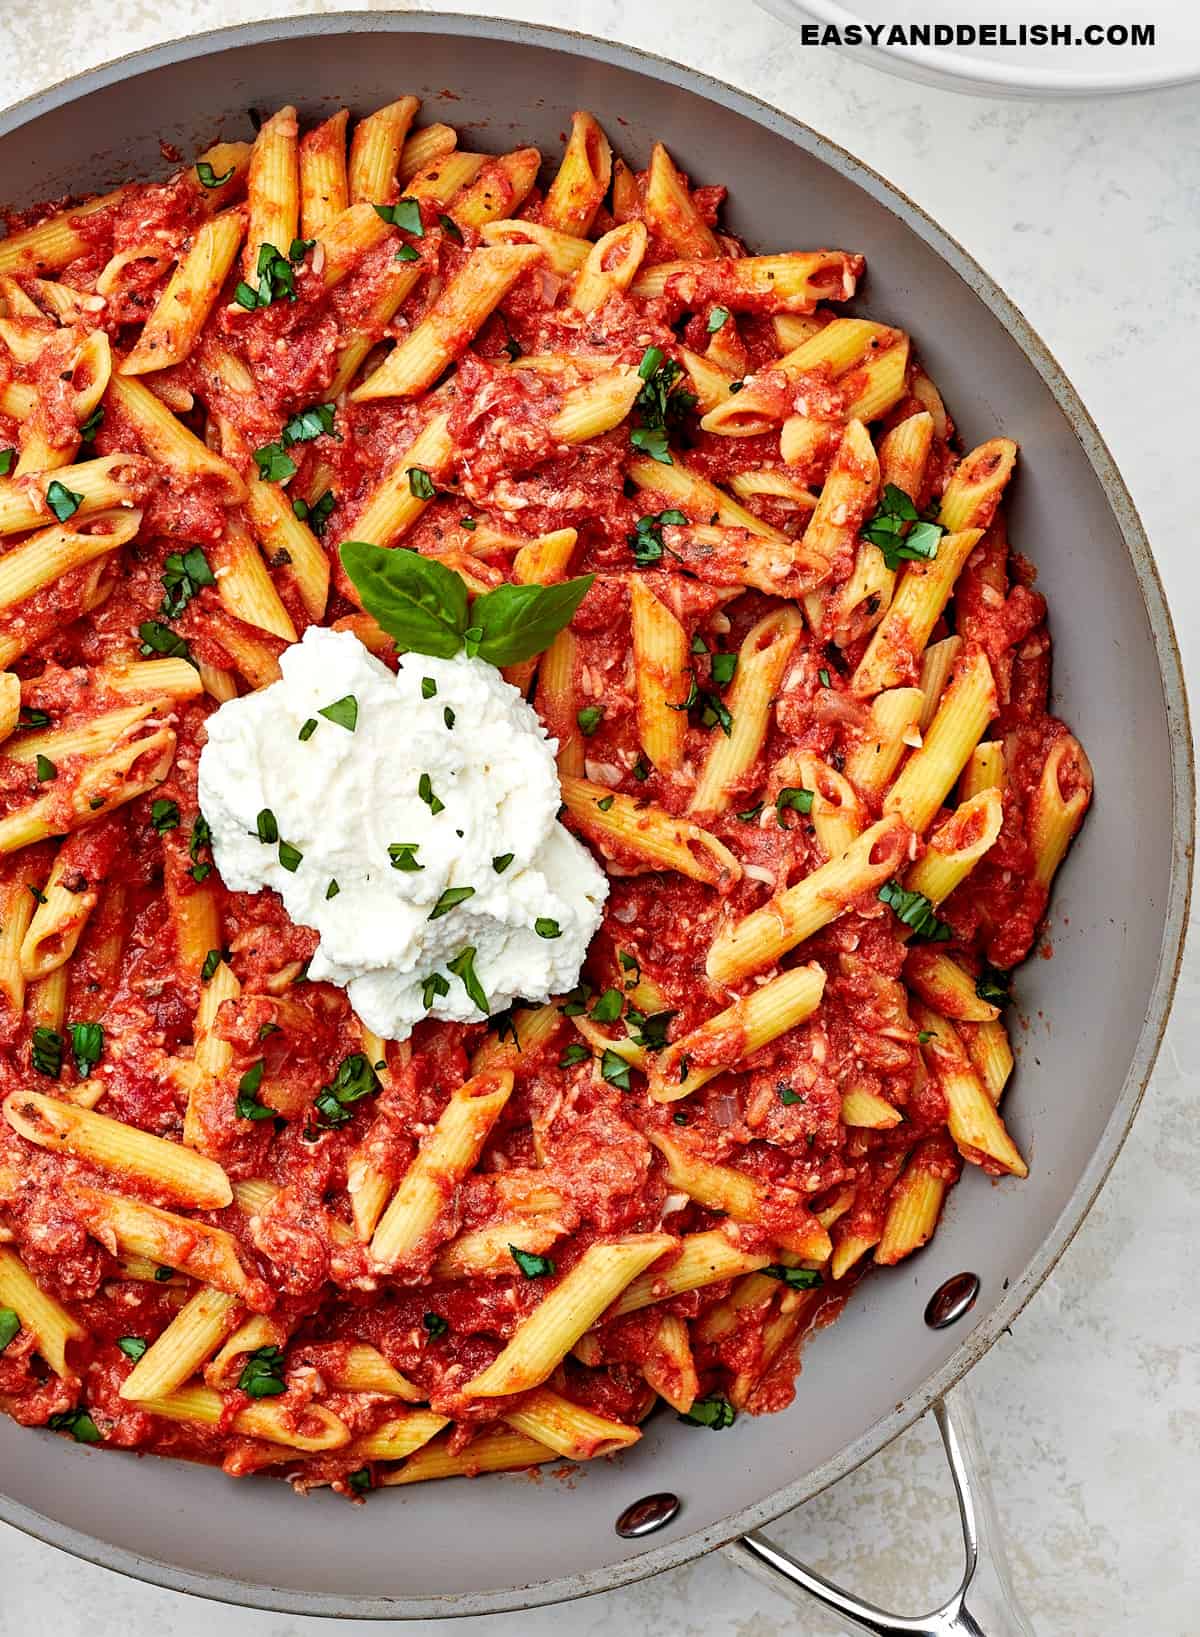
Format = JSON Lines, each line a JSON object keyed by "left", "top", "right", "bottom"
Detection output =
{"left": 757, "top": 0, "right": 1200, "bottom": 95}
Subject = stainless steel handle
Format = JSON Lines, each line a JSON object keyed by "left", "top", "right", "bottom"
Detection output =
{"left": 725, "top": 1383, "right": 1035, "bottom": 1636}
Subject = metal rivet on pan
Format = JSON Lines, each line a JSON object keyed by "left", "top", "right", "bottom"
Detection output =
{"left": 615, "top": 1492, "right": 681, "bottom": 1538}
{"left": 925, "top": 1271, "right": 981, "bottom": 1329}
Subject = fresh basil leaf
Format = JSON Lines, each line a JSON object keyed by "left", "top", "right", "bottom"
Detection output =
{"left": 253, "top": 442, "right": 297, "bottom": 484}
{"left": 591, "top": 988, "right": 623, "bottom": 1023}
{"left": 558, "top": 983, "right": 592, "bottom": 1018}
{"left": 576, "top": 705, "right": 604, "bottom": 737}
{"left": 35, "top": 754, "right": 56, "bottom": 782}
{"left": 388, "top": 841, "right": 423, "bottom": 872}
{"left": 314, "top": 1053, "right": 379, "bottom": 1128}
{"left": 710, "top": 652, "right": 737, "bottom": 686}
{"left": 438, "top": 213, "right": 464, "bottom": 244}
{"left": 422, "top": 971, "right": 450, "bottom": 1009}
{"left": 492, "top": 852, "right": 513, "bottom": 873}
{"left": 256, "top": 808, "right": 278, "bottom": 844}
{"left": 558, "top": 1042, "right": 590, "bottom": 1068}
{"left": 627, "top": 1010, "right": 675, "bottom": 1051}
{"left": 78, "top": 406, "right": 104, "bottom": 442}
{"left": 0, "top": 1308, "right": 20, "bottom": 1351}
{"left": 777, "top": 1082, "right": 806, "bottom": 1106}
{"left": 776, "top": 786, "right": 814, "bottom": 821}
{"left": 117, "top": 1335, "right": 147, "bottom": 1361}
{"left": 278, "top": 840, "right": 303, "bottom": 873}
{"left": 0, "top": 449, "right": 13, "bottom": 476}
{"left": 325, "top": 879, "right": 340, "bottom": 899}
{"left": 534, "top": 917, "right": 562, "bottom": 939}
{"left": 707, "top": 305, "right": 730, "bottom": 332}
{"left": 469, "top": 575, "right": 594, "bottom": 666}
{"left": 418, "top": 773, "right": 444, "bottom": 814}
{"left": 630, "top": 424, "right": 671, "bottom": 464}
{"left": 340, "top": 540, "right": 469, "bottom": 659}
{"left": 423, "top": 1311, "right": 448, "bottom": 1338}
{"left": 596, "top": 794, "right": 615, "bottom": 811}
{"left": 282, "top": 403, "right": 336, "bottom": 446}
{"left": 374, "top": 198, "right": 423, "bottom": 236}
{"left": 200, "top": 948, "right": 224, "bottom": 982}
{"left": 139, "top": 620, "right": 194, "bottom": 664}
{"left": 150, "top": 797, "right": 180, "bottom": 833}
{"left": 408, "top": 466, "right": 436, "bottom": 500}
{"left": 347, "top": 1466, "right": 373, "bottom": 1494}
{"left": 976, "top": 964, "right": 1011, "bottom": 1007}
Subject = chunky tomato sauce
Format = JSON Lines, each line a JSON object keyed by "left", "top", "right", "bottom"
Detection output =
{"left": 0, "top": 114, "right": 1089, "bottom": 1492}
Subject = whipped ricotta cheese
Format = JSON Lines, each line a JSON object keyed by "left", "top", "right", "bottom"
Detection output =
{"left": 197, "top": 626, "right": 608, "bottom": 1040}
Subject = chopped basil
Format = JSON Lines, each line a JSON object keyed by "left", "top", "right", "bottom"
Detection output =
{"left": 596, "top": 794, "right": 615, "bottom": 812}
{"left": 509, "top": 1245, "right": 555, "bottom": 1278}
{"left": 298, "top": 718, "right": 318, "bottom": 741}
{"left": 418, "top": 773, "right": 444, "bottom": 815}
{"left": 237, "top": 1345, "right": 287, "bottom": 1398}
{"left": 34, "top": 754, "right": 56, "bottom": 782}
{"left": 18, "top": 707, "right": 51, "bottom": 729}
{"left": 699, "top": 693, "right": 733, "bottom": 736}
{"left": 438, "top": 213, "right": 464, "bottom": 243}
{"left": 764, "top": 1265, "right": 823, "bottom": 1290}
{"left": 395, "top": 243, "right": 420, "bottom": 263}
{"left": 28, "top": 884, "right": 47, "bottom": 906}
{"left": 188, "top": 814, "right": 212, "bottom": 880}
{"left": 619, "top": 950, "right": 640, "bottom": 985}
{"left": 408, "top": 466, "right": 436, "bottom": 501}
{"left": 443, "top": 706, "right": 456, "bottom": 729}
{"left": 325, "top": 879, "right": 340, "bottom": 899}
{"left": 289, "top": 238, "right": 315, "bottom": 263}
{"left": 776, "top": 786, "right": 815, "bottom": 822}
{"left": 492, "top": 852, "right": 514, "bottom": 873}
{"left": 150, "top": 797, "right": 180, "bottom": 833}
{"left": 116, "top": 1335, "right": 148, "bottom": 1362}
{"left": 160, "top": 545, "right": 215, "bottom": 618}
{"left": 46, "top": 479, "right": 83, "bottom": 522}
{"left": 591, "top": 988, "right": 623, "bottom": 1023}
{"left": 347, "top": 1466, "right": 373, "bottom": 1494}
{"left": 70, "top": 1021, "right": 103, "bottom": 1077}
{"left": 710, "top": 651, "right": 737, "bottom": 687}
{"left": 460, "top": 516, "right": 477, "bottom": 531}
{"left": 0, "top": 1308, "right": 20, "bottom": 1351}
{"left": 31, "top": 1026, "right": 62, "bottom": 1078}
{"left": 534, "top": 917, "right": 562, "bottom": 939}
{"left": 626, "top": 1010, "right": 675, "bottom": 1051}
{"left": 0, "top": 449, "right": 14, "bottom": 476}
{"left": 282, "top": 403, "right": 336, "bottom": 446}
{"left": 976, "top": 964, "right": 1011, "bottom": 1007}
{"left": 423, "top": 1311, "right": 449, "bottom": 1339}
{"left": 600, "top": 1048, "right": 632, "bottom": 1091}
{"left": 736, "top": 802, "right": 764, "bottom": 822}
{"left": 421, "top": 677, "right": 437, "bottom": 699}
{"left": 234, "top": 242, "right": 299, "bottom": 310}
{"left": 559, "top": 982, "right": 592, "bottom": 1017}
{"left": 673, "top": 1110, "right": 689, "bottom": 1124}
{"left": 679, "top": 1394, "right": 735, "bottom": 1430}
{"left": 154, "top": 1266, "right": 175, "bottom": 1282}
{"left": 293, "top": 490, "right": 336, "bottom": 535}
{"left": 678, "top": 1055, "right": 691, "bottom": 1082}
{"left": 195, "top": 160, "right": 235, "bottom": 189}
{"left": 447, "top": 946, "right": 488, "bottom": 1013}
{"left": 200, "top": 948, "right": 224, "bottom": 982}
{"left": 818, "top": 668, "right": 831, "bottom": 688}
{"left": 630, "top": 347, "right": 696, "bottom": 468}
{"left": 878, "top": 880, "right": 953, "bottom": 943}
{"left": 777, "top": 1082, "right": 806, "bottom": 1106}
{"left": 627, "top": 509, "right": 687, "bottom": 567}
{"left": 429, "top": 885, "right": 475, "bottom": 920}
{"left": 278, "top": 840, "right": 303, "bottom": 873}
{"left": 917, "top": 1029, "right": 934, "bottom": 1044}
{"left": 253, "top": 442, "right": 298, "bottom": 484}
{"left": 422, "top": 971, "right": 450, "bottom": 1009}
{"left": 388, "top": 842, "right": 423, "bottom": 873}
{"left": 318, "top": 694, "right": 358, "bottom": 732}
{"left": 374, "top": 198, "right": 424, "bottom": 236}
{"left": 728, "top": 380, "right": 744, "bottom": 393}
{"left": 48, "top": 1406, "right": 102, "bottom": 1443}
{"left": 632, "top": 756, "right": 650, "bottom": 781}
{"left": 256, "top": 808, "right": 279, "bottom": 845}
{"left": 139, "top": 621, "right": 195, "bottom": 665}
{"left": 576, "top": 704, "right": 604, "bottom": 737}
{"left": 707, "top": 305, "right": 731, "bottom": 333}
{"left": 314, "top": 1053, "right": 379, "bottom": 1127}
{"left": 559, "top": 1042, "right": 590, "bottom": 1068}
{"left": 235, "top": 1060, "right": 272, "bottom": 1120}
{"left": 862, "top": 484, "right": 944, "bottom": 572}
{"left": 78, "top": 406, "right": 104, "bottom": 443}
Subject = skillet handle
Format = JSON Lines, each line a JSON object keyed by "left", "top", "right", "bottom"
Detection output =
{"left": 724, "top": 1382, "right": 1036, "bottom": 1636}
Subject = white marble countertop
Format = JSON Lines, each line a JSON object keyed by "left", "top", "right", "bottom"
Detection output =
{"left": 2, "top": 2, "right": 1197, "bottom": 1632}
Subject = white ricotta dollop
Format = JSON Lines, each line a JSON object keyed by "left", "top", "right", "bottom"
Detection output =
{"left": 197, "top": 627, "right": 607, "bottom": 1040}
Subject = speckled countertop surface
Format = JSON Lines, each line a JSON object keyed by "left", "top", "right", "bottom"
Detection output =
{"left": 1, "top": 2, "right": 1197, "bottom": 1632}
